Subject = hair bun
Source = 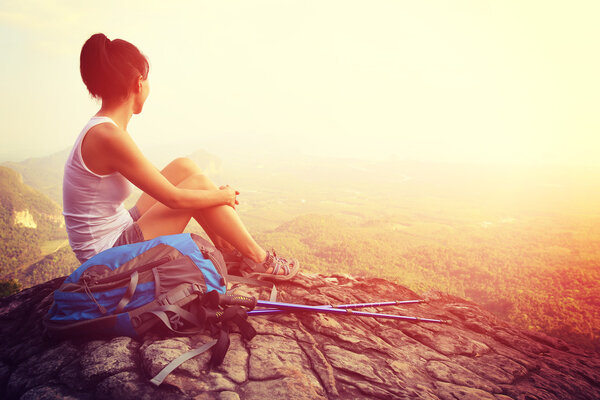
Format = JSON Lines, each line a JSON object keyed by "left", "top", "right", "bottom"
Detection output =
{"left": 80, "top": 33, "right": 149, "bottom": 102}
{"left": 90, "top": 32, "right": 108, "bottom": 47}
{"left": 102, "top": 34, "right": 111, "bottom": 51}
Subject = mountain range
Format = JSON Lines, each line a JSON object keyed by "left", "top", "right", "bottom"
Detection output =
{"left": 1, "top": 148, "right": 599, "bottom": 355}
{"left": 2, "top": 149, "right": 70, "bottom": 205}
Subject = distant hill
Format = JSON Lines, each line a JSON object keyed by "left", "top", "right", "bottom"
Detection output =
{"left": 180, "top": 149, "right": 225, "bottom": 182}
{"left": 0, "top": 166, "right": 66, "bottom": 280}
{"left": 2, "top": 147, "right": 225, "bottom": 205}
{"left": 15, "top": 246, "right": 78, "bottom": 289}
{"left": 2, "top": 148, "right": 69, "bottom": 205}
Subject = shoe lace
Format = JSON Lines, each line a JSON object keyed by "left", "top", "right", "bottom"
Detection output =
{"left": 266, "top": 249, "right": 290, "bottom": 274}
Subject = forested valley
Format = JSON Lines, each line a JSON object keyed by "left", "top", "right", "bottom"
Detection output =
{"left": 1, "top": 153, "right": 599, "bottom": 353}
{"left": 221, "top": 157, "right": 600, "bottom": 352}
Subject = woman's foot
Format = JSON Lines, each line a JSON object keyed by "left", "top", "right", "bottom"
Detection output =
{"left": 241, "top": 250, "right": 300, "bottom": 281}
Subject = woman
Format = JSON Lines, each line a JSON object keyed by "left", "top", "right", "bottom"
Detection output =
{"left": 63, "top": 33, "right": 299, "bottom": 279}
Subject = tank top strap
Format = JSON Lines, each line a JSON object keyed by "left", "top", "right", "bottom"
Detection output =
{"left": 74, "top": 116, "right": 119, "bottom": 178}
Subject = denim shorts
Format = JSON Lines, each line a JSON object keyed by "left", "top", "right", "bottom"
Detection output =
{"left": 113, "top": 206, "right": 145, "bottom": 247}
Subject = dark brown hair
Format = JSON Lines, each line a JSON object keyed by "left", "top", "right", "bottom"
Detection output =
{"left": 80, "top": 33, "right": 149, "bottom": 102}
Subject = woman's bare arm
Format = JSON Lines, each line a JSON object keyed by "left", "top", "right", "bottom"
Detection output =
{"left": 83, "top": 123, "right": 234, "bottom": 209}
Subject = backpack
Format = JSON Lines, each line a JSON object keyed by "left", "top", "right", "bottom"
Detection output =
{"left": 43, "top": 232, "right": 256, "bottom": 384}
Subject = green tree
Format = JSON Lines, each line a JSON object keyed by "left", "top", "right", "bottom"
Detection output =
{"left": 0, "top": 279, "right": 22, "bottom": 297}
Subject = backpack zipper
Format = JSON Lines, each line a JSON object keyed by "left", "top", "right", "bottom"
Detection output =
{"left": 87, "top": 256, "right": 171, "bottom": 285}
{"left": 83, "top": 279, "right": 107, "bottom": 315}
{"left": 80, "top": 256, "right": 170, "bottom": 315}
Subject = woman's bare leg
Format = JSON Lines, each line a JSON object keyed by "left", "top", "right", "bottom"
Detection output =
{"left": 134, "top": 158, "right": 268, "bottom": 264}
{"left": 188, "top": 174, "right": 267, "bottom": 261}
{"left": 193, "top": 213, "right": 236, "bottom": 252}
{"left": 134, "top": 158, "right": 235, "bottom": 252}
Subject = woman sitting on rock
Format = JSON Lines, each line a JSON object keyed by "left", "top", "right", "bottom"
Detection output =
{"left": 62, "top": 33, "right": 299, "bottom": 280}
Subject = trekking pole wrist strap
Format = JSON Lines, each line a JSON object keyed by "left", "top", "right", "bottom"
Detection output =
{"left": 218, "top": 293, "right": 257, "bottom": 309}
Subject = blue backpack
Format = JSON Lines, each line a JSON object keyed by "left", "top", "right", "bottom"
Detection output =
{"left": 44, "top": 233, "right": 256, "bottom": 382}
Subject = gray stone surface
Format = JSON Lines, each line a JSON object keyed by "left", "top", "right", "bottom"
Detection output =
{"left": 1, "top": 274, "right": 599, "bottom": 399}
{"left": 80, "top": 337, "right": 139, "bottom": 383}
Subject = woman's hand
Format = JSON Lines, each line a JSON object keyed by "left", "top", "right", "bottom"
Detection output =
{"left": 219, "top": 185, "right": 240, "bottom": 209}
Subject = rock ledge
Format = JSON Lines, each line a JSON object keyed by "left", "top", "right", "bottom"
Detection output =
{"left": 1, "top": 274, "right": 599, "bottom": 400}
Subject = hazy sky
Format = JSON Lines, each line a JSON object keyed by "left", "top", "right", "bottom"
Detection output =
{"left": 0, "top": 1, "right": 599, "bottom": 165}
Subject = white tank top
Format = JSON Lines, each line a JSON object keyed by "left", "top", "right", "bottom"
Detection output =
{"left": 63, "top": 116, "right": 134, "bottom": 263}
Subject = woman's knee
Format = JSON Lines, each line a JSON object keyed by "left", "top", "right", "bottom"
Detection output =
{"left": 179, "top": 173, "right": 218, "bottom": 191}
{"left": 168, "top": 157, "right": 202, "bottom": 181}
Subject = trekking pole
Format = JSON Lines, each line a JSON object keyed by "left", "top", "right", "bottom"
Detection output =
{"left": 248, "top": 299, "right": 426, "bottom": 316}
{"left": 214, "top": 294, "right": 425, "bottom": 311}
{"left": 213, "top": 293, "right": 446, "bottom": 324}
{"left": 248, "top": 300, "right": 448, "bottom": 323}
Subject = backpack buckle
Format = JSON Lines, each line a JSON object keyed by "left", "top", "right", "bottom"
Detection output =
{"left": 156, "top": 293, "right": 169, "bottom": 306}
{"left": 168, "top": 313, "right": 183, "bottom": 330}
{"left": 191, "top": 283, "right": 203, "bottom": 294}
{"left": 131, "top": 316, "right": 141, "bottom": 328}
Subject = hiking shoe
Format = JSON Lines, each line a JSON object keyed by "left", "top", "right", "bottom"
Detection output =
{"left": 241, "top": 250, "right": 300, "bottom": 281}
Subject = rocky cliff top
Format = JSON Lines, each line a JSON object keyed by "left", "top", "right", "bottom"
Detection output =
{"left": 1, "top": 273, "right": 599, "bottom": 400}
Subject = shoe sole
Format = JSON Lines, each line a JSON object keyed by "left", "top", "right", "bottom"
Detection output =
{"left": 243, "top": 260, "right": 300, "bottom": 281}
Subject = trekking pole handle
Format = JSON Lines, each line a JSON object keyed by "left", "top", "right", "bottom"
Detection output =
{"left": 218, "top": 294, "right": 257, "bottom": 310}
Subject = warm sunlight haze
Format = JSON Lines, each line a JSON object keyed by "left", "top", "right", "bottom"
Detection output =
{"left": 0, "top": 1, "right": 599, "bottom": 354}
{"left": 0, "top": 0, "right": 599, "bottom": 165}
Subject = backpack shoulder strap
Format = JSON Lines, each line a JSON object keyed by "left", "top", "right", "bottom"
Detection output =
{"left": 150, "top": 339, "right": 218, "bottom": 386}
